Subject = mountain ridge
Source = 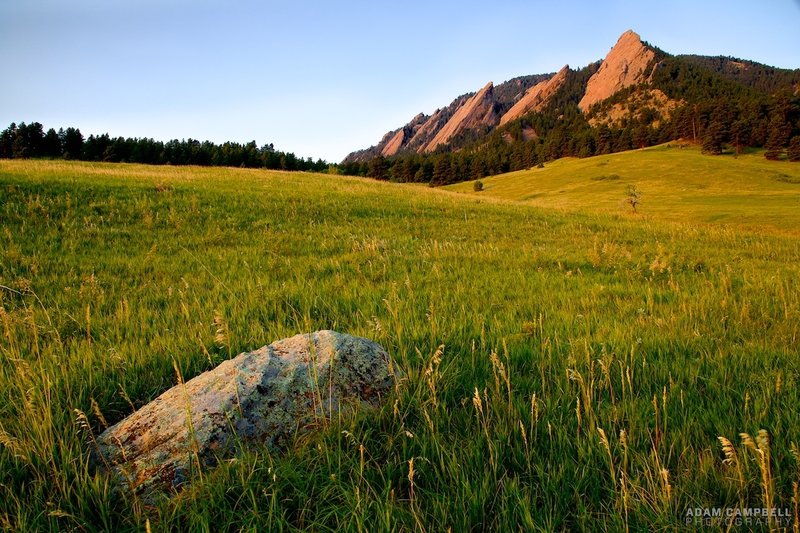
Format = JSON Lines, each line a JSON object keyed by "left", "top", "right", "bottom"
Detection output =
{"left": 344, "top": 29, "right": 659, "bottom": 163}
{"left": 424, "top": 82, "right": 498, "bottom": 153}
{"left": 342, "top": 30, "right": 800, "bottom": 176}
{"left": 345, "top": 73, "right": 553, "bottom": 162}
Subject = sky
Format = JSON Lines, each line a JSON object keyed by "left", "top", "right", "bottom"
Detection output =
{"left": 1, "top": 0, "right": 799, "bottom": 162}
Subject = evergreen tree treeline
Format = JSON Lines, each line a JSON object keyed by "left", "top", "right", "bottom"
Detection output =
{"left": 0, "top": 122, "right": 330, "bottom": 172}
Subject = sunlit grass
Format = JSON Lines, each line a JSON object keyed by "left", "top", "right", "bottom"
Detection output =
{"left": 445, "top": 144, "right": 800, "bottom": 233}
{"left": 1, "top": 158, "right": 799, "bottom": 530}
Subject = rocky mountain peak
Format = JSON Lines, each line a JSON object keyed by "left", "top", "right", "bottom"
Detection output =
{"left": 423, "top": 81, "right": 498, "bottom": 153}
{"left": 500, "top": 65, "right": 570, "bottom": 126}
{"left": 578, "top": 29, "right": 656, "bottom": 112}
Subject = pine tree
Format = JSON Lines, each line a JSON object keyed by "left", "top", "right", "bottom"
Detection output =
{"left": 764, "top": 98, "right": 792, "bottom": 160}
{"left": 701, "top": 121, "right": 724, "bottom": 155}
{"left": 43, "top": 128, "right": 62, "bottom": 158}
{"left": 431, "top": 156, "right": 454, "bottom": 186}
{"left": 470, "top": 156, "right": 486, "bottom": 180}
{"left": 0, "top": 123, "right": 17, "bottom": 158}
{"left": 730, "top": 118, "right": 751, "bottom": 156}
{"left": 788, "top": 136, "right": 800, "bottom": 162}
{"left": 633, "top": 125, "right": 650, "bottom": 149}
{"left": 12, "top": 122, "right": 45, "bottom": 158}
{"left": 367, "top": 156, "right": 389, "bottom": 180}
{"left": 597, "top": 125, "right": 612, "bottom": 154}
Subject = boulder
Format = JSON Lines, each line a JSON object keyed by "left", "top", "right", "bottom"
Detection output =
{"left": 92, "top": 331, "right": 396, "bottom": 495}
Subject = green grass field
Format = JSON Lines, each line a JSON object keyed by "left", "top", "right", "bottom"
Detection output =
{"left": 1, "top": 158, "right": 800, "bottom": 531}
{"left": 445, "top": 144, "right": 800, "bottom": 234}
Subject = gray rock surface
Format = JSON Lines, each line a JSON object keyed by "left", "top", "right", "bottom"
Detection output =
{"left": 93, "top": 331, "right": 395, "bottom": 495}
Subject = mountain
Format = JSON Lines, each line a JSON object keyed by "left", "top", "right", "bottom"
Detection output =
{"left": 578, "top": 30, "right": 657, "bottom": 111}
{"left": 344, "top": 30, "right": 658, "bottom": 163}
{"left": 345, "top": 74, "right": 552, "bottom": 162}
{"left": 500, "top": 65, "right": 569, "bottom": 126}
{"left": 343, "top": 30, "right": 800, "bottom": 178}
{"left": 425, "top": 82, "right": 499, "bottom": 152}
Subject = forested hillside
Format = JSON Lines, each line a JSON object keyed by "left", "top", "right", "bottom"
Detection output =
{"left": 342, "top": 31, "right": 800, "bottom": 185}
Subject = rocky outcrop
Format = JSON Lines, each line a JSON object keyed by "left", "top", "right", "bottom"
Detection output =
{"left": 341, "top": 75, "right": 549, "bottom": 162}
{"left": 381, "top": 129, "right": 405, "bottom": 157}
{"left": 500, "top": 65, "right": 569, "bottom": 126}
{"left": 342, "top": 98, "right": 471, "bottom": 163}
{"left": 409, "top": 108, "right": 450, "bottom": 149}
{"left": 578, "top": 30, "right": 656, "bottom": 112}
{"left": 92, "top": 331, "right": 396, "bottom": 496}
{"left": 424, "top": 82, "right": 499, "bottom": 153}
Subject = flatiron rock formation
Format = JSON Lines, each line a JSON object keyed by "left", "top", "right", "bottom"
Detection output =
{"left": 423, "top": 82, "right": 499, "bottom": 152}
{"left": 500, "top": 65, "right": 569, "bottom": 126}
{"left": 578, "top": 29, "right": 656, "bottom": 112}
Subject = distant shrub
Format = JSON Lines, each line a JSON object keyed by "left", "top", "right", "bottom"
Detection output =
{"left": 625, "top": 184, "right": 642, "bottom": 213}
{"left": 537, "top": 162, "right": 545, "bottom": 169}
{"left": 473, "top": 180, "right": 484, "bottom": 192}
{"left": 591, "top": 174, "right": 620, "bottom": 181}
{"left": 773, "top": 174, "right": 800, "bottom": 184}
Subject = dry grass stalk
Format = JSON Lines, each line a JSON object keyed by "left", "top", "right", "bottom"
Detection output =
{"left": 425, "top": 345, "right": 444, "bottom": 408}
{"left": 740, "top": 430, "right": 774, "bottom": 528}
{"left": 660, "top": 468, "right": 672, "bottom": 508}
{"left": 90, "top": 397, "right": 108, "bottom": 430}
{"left": 173, "top": 359, "right": 204, "bottom": 483}
{"left": 74, "top": 409, "right": 110, "bottom": 471}
{"left": 213, "top": 310, "right": 228, "bottom": 349}
{"left": 598, "top": 427, "right": 616, "bottom": 492}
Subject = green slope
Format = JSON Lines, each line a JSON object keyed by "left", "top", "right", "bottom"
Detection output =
{"left": 1, "top": 159, "right": 799, "bottom": 530}
{"left": 445, "top": 144, "right": 800, "bottom": 232}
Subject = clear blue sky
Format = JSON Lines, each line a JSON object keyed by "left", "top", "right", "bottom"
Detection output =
{"left": 1, "top": 0, "right": 798, "bottom": 162}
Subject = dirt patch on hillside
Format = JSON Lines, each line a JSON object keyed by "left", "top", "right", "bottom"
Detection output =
{"left": 589, "top": 88, "right": 681, "bottom": 127}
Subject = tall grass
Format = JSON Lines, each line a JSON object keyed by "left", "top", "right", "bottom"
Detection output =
{"left": 1, "top": 159, "right": 799, "bottom": 530}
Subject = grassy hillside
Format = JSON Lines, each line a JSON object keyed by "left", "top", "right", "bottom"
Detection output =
{"left": 445, "top": 144, "right": 800, "bottom": 233}
{"left": 1, "top": 160, "right": 800, "bottom": 530}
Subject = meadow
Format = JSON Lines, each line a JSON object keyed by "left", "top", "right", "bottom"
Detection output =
{"left": 445, "top": 144, "right": 800, "bottom": 234}
{"left": 1, "top": 158, "right": 799, "bottom": 531}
